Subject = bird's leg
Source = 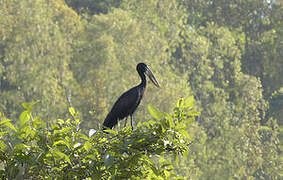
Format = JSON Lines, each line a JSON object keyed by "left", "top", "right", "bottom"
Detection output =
{"left": 130, "top": 115, "right": 133, "bottom": 130}
{"left": 124, "top": 117, "right": 128, "bottom": 127}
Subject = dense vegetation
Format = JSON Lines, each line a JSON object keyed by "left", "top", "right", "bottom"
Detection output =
{"left": 0, "top": 0, "right": 282, "bottom": 179}
{"left": 0, "top": 98, "right": 197, "bottom": 179}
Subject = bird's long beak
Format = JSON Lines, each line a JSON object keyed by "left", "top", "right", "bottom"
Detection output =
{"left": 146, "top": 67, "right": 160, "bottom": 88}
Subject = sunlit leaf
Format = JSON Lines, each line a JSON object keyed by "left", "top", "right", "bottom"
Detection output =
{"left": 60, "top": 127, "right": 73, "bottom": 134}
{"left": 21, "top": 101, "right": 39, "bottom": 111}
{"left": 53, "top": 140, "right": 70, "bottom": 149}
{"left": 184, "top": 96, "right": 194, "bottom": 108}
{"left": 19, "top": 111, "right": 31, "bottom": 125}
{"left": 31, "top": 100, "right": 40, "bottom": 107}
{"left": 0, "top": 132, "right": 7, "bottom": 136}
{"left": 103, "top": 129, "right": 118, "bottom": 135}
{"left": 69, "top": 107, "right": 76, "bottom": 117}
{"left": 57, "top": 119, "right": 64, "bottom": 125}
{"left": 79, "top": 133, "right": 89, "bottom": 140}
{"left": 164, "top": 170, "right": 170, "bottom": 178}
{"left": 177, "top": 98, "right": 184, "bottom": 108}
{"left": 32, "top": 117, "right": 46, "bottom": 129}
{"left": 85, "top": 154, "right": 96, "bottom": 160}
{"left": 14, "top": 143, "right": 30, "bottom": 151}
{"left": 0, "top": 142, "right": 8, "bottom": 151}
{"left": 180, "top": 129, "right": 190, "bottom": 139}
{"left": 148, "top": 104, "right": 164, "bottom": 120}
{"left": 0, "top": 118, "right": 10, "bottom": 125}
{"left": 168, "top": 117, "right": 174, "bottom": 128}
{"left": 175, "top": 154, "right": 179, "bottom": 167}
{"left": 18, "top": 126, "right": 32, "bottom": 139}
{"left": 84, "top": 141, "right": 91, "bottom": 152}
{"left": 52, "top": 149, "right": 72, "bottom": 165}
{"left": 187, "top": 111, "right": 200, "bottom": 117}
{"left": 183, "top": 150, "right": 189, "bottom": 159}
{"left": 22, "top": 103, "right": 32, "bottom": 111}
{"left": 137, "top": 121, "right": 142, "bottom": 128}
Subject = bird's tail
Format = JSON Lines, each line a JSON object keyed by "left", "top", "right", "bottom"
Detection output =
{"left": 102, "top": 114, "right": 118, "bottom": 130}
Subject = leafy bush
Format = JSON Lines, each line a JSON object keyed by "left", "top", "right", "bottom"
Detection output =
{"left": 0, "top": 97, "right": 198, "bottom": 179}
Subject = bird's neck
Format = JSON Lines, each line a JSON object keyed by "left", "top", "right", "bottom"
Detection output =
{"left": 138, "top": 72, "right": 146, "bottom": 88}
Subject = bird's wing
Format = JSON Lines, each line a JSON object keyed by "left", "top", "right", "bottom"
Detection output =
{"left": 111, "top": 87, "right": 140, "bottom": 118}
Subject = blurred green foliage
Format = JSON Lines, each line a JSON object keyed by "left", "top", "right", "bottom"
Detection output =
{"left": 0, "top": 0, "right": 282, "bottom": 179}
{"left": 0, "top": 98, "right": 196, "bottom": 179}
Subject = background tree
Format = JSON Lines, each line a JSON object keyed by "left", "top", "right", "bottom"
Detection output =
{"left": 70, "top": 3, "right": 191, "bottom": 129}
{"left": 65, "top": 0, "right": 122, "bottom": 15}
{"left": 0, "top": 0, "right": 83, "bottom": 121}
{"left": 0, "top": 0, "right": 281, "bottom": 179}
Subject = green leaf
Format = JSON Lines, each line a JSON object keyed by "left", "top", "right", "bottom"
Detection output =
{"left": 180, "top": 129, "right": 190, "bottom": 139}
{"left": 168, "top": 117, "right": 174, "bottom": 128}
{"left": 85, "top": 154, "right": 96, "bottom": 160}
{"left": 21, "top": 101, "right": 39, "bottom": 111}
{"left": 60, "top": 127, "right": 73, "bottom": 134}
{"left": 137, "top": 121, "right": 142, "bottom": 128}
{"left": 80, "top": 133, "right": 89, "bottom": 140}
{"left": 69, "top": 107, "right": 76, "bottom": 117}
{"left": 57, "top": 119, "right": 65, "bottom": 125}
{"left": 184, "top": 96, "right": 194, "bottom": 108}
{"left": 0, "top": 118, "right": 16, "bottom": 131}
{"left": 175, "top": 154, "right": 179, "bottom": 166}
{"left": 0, "top": 142, "right": 8, "bottom": 151}
{"left": 53, "top": 140, "right": 70, "bottom": 149}
{"left": 148, "top": 104, "right": 164, "bottom": 120}
{"left": 22, "top": 103, "right": 32, "bottom": 111}
{"left": 0, "top": 118, "right": 10, "bottom": 125}
{"left": 18, "top": 126, "right": 32, "bottom": 139}
{"left": 177, "top": 98, "right": 184, "bottom": 108}
{"left": 183, "top": 150, "right": 189, "bottom": 159}
{"left": 52, "top": 149, "right": 72, "bottom": 165}
{"left": 31, "top": 100, "right": 40, "bottom": 107}
{"left": 187, "top": 111, "right": 200, "bottom": 117}
{"left": 32, "top": 117, "right": 46, "bottom": 129}
{"left": 5, "top": 121, "right": 16, "bottom": 132}
{"left": 0, "top": 131, "right": 7, "bottom": 136}
{"left": 14, "top": 143, "right": 30, "bottom": 151}
{"left": 84, "top": 141, "right": 91, "bottom": 152}
{"left": 164, "top": 170, "right": 171, "bottom": 178}
{"left": 19, "top": 111, "right": 31, "bottom": 125}
{"left": 103, "top": 129, "right": 118, "bottom": 135}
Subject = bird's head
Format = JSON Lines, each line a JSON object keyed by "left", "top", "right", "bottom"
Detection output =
{"left": 137, "top": 63, "right": 160, "bottom": 88}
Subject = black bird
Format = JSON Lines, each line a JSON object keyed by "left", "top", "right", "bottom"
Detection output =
{"left": 102, "top": 63, "right": 160, "bottom": 130}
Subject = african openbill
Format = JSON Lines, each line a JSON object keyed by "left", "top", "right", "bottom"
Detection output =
{"left": 102, "top": 63, "right": 160, "bottom": 130}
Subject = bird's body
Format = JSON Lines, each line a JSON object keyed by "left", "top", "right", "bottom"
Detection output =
{"left": 103, "top": 84, "right": 145, "bottom": 129}
{"left": 102, "top": 63, "right": 159, "bottom": 130}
